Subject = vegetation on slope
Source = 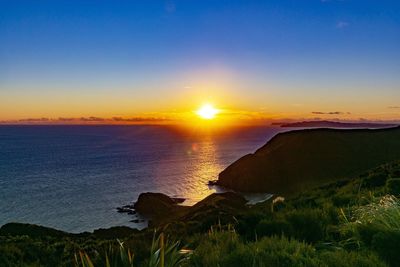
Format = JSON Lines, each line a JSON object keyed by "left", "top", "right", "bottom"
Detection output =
{"left": 217, "top": 126, "right": 400, "bottom": 194}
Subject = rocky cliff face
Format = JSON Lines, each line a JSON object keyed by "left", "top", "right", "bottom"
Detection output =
{"left": 216, "top": 126, "right": 400, "bottom": 194}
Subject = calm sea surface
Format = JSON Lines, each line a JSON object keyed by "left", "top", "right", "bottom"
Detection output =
{"left": 0, "top": 125, "right": 288, "bottom": 232}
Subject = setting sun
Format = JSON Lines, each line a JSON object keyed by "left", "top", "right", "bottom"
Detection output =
{"left": 196, "top": 104, "right": 219, "bottom": 120}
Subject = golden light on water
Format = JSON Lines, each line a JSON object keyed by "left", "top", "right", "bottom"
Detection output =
{"left": 182, "top": 138, "right": 222, "bottom": 204}
{"left": 196, "top": 104, "right": 219, "bottom": 120}
{"left": 151, "top": 136, "right": 222, "bottom": 205}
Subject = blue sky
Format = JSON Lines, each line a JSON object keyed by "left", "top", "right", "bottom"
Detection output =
{"left": 0, "top": 0, "right": 399, "bottom": 122}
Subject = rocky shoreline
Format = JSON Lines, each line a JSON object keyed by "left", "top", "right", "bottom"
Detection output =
{"left": 116, "top": 191, "right": 249, "bottom": 228}
{"left": 117, "top": 188, "right": 273, "bottom": 229}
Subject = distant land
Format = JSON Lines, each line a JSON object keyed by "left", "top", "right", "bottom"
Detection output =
{"left": 216, "top": 126, "right": 400, "bottom": 194}
{"left": 274, "top": 120, "right": 398, "bottom": 128}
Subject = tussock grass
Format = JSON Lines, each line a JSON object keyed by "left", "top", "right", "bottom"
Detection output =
{"left": 74, "top": 232, "right": 189, "bottom": 267}
{"left": 341, "top": 195, "right": 400, "bottom": 234}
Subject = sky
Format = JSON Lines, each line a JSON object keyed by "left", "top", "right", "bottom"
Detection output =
{"left": 1, "top": 0, "right": 399, "bottom": 124}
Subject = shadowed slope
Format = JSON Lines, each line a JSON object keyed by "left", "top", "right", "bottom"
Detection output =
{"left": 217, "top": 126, "right": 400, "bottom": 194}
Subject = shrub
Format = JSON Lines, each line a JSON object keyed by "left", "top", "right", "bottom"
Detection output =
{"left": 340, "top": 195, "right": 400, "bottom": 266}
{"left": 74, "top": 233, "right": 189, "bottom": 267}
{"left": 285, "top": 209, "right": 326, "bottom": 243}
{"left": 386, "top": 178, "right": 400, "bottom": 196}
{"left": 255, "top": 219, "right": 292, "bottom": 237}
{"left": 332, "top": 194, "right": 353, "bottom": 206}
{"left": 250, "top": 236, "right": 320, "bottom": 267}
{"left": 320, "top": 250, "right": 387, "bottom": 267}
{"left": 352, "top": 195, "right": 400, "bottom": 232}
{"left": 371, "top": 230, "right": 400, "bottom": 267}
{"left": 236, "top": 212, "right": 265, "bottom": 240}
{"left": 189, "top": 232, "right": 321, "bottom": 267}
{"left": 189, "top": 231, "right": 245, "bottom": 267}
{"left": 364, "top": 172, "right": 388, "bottom": 188}
{"left": 355, "top": 224, "right": 381, "bottom": 246}
{"left": 189, "top": 232, "right": 387, "bottom": 267}
{"left": 0, "top": 236, "right": 64, "bottom": 267}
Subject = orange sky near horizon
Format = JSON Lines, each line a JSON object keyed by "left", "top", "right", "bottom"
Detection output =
{"left": 1, "top": 98, "right": 399, "bottom": 125}
{"left": 1, "top": 72, "right": 399, "bottom": 124}
{"left": 1, "top": 84, "right": 400, "bottom": 124}
{"left": 1, "top": 1, "right": 400, "bottom": 125}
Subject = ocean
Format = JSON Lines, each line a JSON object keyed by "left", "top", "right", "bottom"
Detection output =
{"left": 0, "top": 125, "right": 288, "bottom": 233}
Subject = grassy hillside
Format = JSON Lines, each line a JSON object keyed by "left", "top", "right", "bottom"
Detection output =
{"left": 217, "top": 126, "right": 400, "bottom": 194}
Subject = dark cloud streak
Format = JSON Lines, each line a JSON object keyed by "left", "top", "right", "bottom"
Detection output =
{"left": 6, "top": 116, "right": 172, "bottom": 124}
{"left": 311, "top": 111, "right": 351, "bottom": 115}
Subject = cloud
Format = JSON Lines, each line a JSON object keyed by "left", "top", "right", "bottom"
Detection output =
{"left": 111, "top": 117, "right": 171, "bottom": 122}
{"left": 5, "top": 116, "right": 172, "bottom": 125}
{"left": 80, "top": 117, "right": 106, "bottom": 122}
{"left": 336, "top": 21, "right": 349, "bottom": 29}
{"left": 18, "top": 118, "right": 50, "bottom": 122}
{"left": 311, "top": 111, "right": 350, "bottom": 115}
{"left": 388, "top": 106, "right": 400, "bottom": 109}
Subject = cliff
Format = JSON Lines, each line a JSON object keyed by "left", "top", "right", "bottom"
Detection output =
{"left": 217, "top": 126, "right": 400, "bottom": 194}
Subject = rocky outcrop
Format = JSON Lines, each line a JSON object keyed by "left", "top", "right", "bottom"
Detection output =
{"left": 132, "top": 193, "right": 189, "bottom": 226}
{"left": 178, "top": 192, "right": 247, "bottom": 224}
{"left": 217, "top": 126, "right": 400, "bottom": 194}
{"left": 117, "top": 204, "right": 136, "bottom": 214}
{"left": 133, "top": 192, "right": 247, "bottom": 227}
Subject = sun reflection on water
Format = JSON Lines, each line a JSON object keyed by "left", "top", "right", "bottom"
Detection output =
{"left": 152, "top": 135, "right": 224, "bottom": 205}
{"left": 182, "top": 138, "right": 222, "bottom": 205}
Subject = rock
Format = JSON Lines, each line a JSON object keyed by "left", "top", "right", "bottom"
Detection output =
{"left": 208, "top": 180, "right": 218, "bottom": 186}
{"left": 171, "top": 197, "right": 186, "bottom": 204}
{"left": 117, "top": 207, "right": 134, "bottom": 213}
{"left": 133, "top": 192, "right": 188, "bottom": 219}
{"left": 191, "top": 192, "right": 247, "bottom": 213}
{"left": 130, "top": 219, "right": 145, "bottom": 223}
{"left": 177, "top": 192, "right": 248, "bottom": 228}
{"left": 132, "top": 192, "right": 248, "bottom": 227}
{"left": 116, "top": 204, "right": 136, "bottom": 213}
{"left": 122, "top": 204, "right": 135, "bottom": 209}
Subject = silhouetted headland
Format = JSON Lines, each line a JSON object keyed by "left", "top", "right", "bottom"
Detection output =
{"left": 279, "top": 120, "right": 398, "bottom": 128}
{"left": 216, "top": 126, "right": 400, "bottom": 194}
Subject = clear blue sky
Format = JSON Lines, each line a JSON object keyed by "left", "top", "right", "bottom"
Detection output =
{"left": 1, "top": 0, "right": 399, "bottom": 122}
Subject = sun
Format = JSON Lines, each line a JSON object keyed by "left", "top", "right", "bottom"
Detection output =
{"left": 196, "top": 104, "right": 219, "bottom": 120}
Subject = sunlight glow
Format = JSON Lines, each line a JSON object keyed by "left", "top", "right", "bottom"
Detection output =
{"left": 196, "top": 104, "right": 219, "bottom": 120}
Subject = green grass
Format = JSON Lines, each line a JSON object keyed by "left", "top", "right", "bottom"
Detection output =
{"left": 188, "top": 229, "right": 386, "bottom": 267}
{"left": 340, "top": 194, "right": 400, "bottom": 266}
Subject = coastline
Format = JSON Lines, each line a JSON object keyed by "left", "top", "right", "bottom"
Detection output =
{"left": 117, "top": 185, "right": 273, "bottom": 231}
{"left": 0, "top": 125, "right": 287, "bottom": 233}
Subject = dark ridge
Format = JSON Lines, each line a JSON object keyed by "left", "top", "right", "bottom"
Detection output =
{"left": 280, "top": 120, "right": 398, "bottom": 128}
{"left": 0, "top": 223, "right": 75, "bottom": 238}
{"left": 217, "top": 126, "right": 400, "bottom": 194}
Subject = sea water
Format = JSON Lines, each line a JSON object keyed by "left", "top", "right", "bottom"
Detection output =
{"left": 0, "top": 125, "right": 287, "bottom": 232}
